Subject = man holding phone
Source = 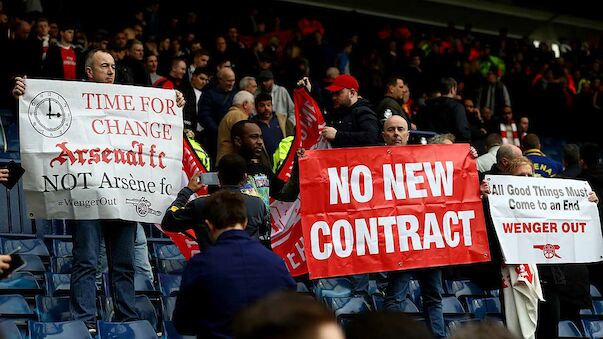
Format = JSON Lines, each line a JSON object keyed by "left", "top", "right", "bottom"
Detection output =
{"left": 0, "top": 255, "right": 11, "bottom": 275}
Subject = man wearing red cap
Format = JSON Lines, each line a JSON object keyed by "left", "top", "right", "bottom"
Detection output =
{"left": 322, "top": 74, "right": 381, "bottom": 147}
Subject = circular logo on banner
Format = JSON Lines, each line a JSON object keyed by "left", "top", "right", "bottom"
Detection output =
{"left": 28, "top": 91, "right": 72, "bottom": 138}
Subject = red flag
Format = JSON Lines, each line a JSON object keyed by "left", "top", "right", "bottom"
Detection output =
{"left": 155, "top": 137, "right": 209, "bottom": 260}
{"left": 271, "top": 88, "right": 328, "bottom": 276}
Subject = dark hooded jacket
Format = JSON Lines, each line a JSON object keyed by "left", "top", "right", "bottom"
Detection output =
{"left": 327, "top": 97, "right": 381, "bottom": 147}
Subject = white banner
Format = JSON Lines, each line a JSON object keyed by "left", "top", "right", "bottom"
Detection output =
{"left": 486, "top": 175, "right": 603, "bottom": 264}
{"left": 19, "top": 79, "right": 183, "bottom": 223}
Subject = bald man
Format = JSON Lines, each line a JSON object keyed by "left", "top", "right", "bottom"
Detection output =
{"left": 382, "top": 115, "right": 445, "bottom": 338}
{"left": 483, "top": 143, "right": 523, "bottom": 176}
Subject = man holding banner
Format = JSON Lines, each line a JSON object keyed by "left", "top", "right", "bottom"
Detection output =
{"left": 13, "top": 48, "right": 185, "bottom": 334}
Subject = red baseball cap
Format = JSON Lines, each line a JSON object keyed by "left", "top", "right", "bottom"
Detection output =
{"left": 325, "top": 74, "right": 359, "bottom": 92}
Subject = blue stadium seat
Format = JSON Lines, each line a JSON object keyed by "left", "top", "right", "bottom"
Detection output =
{"left": 163, "top": 320, "right": 196, "bottom": 339}
{"left": 29, "top": 320, "right": 92, "bottom": 339}
{"left": 323, "top": 296, "right": 372, "bottom": 318}
{"left": 408, "top": 279, "right": 423, "bottom": 309}
{"left": 135, "top": 295, "right": 158, "bottom": 331}
{"left": 296, "top": 282, "right": 310, "bottom": 293}
{"left": 447, "top": 318, "right": 484, "bottom": 336}
{"left": 447, "top": 280, "right": 485, "bottom": 297}
{"left": 0, "top": 294, "right": 35, "bottom": 318}
{"left": 591, "top": 284, "right": 602, "bottom": 298}
{"left": 558, "top": 320, "right": 583, "bottom": 338}
{"left": 158, "top": 274, "right": 181, "bottom": 297}
{"left": 371, "top": 294, "right": 384, "bottom": 311}
{"left": 97, "top": 320, "right": 156, "bottom": 339}
{"left": 442, "top": 296, "right": 472, "bottom": 321}
{"left": 153, "top": 243, "right": 183, "bottom": 260}
{"left": 593, "top": 299, "right": 603, "bottom": 315}
{"left": 18, "top": 254, "right": 45, "bottom": 274}
{"left": 50, "top": 257, "right": 72, "bottom": 274}
{"left": 580, "top": 308, "right": 593, "bottom": 315}
{"left": 157, "top": 259, "right": 186, "bottom": 275}
{"left": 466, "top": 296, "right": 502, "bottom": 320}
{"left": 0, "top": 320, "right": 23, "bottom": 339}
{"left": 134, "top": 272, "right": 158, "bottom": 296}
{"left": 1, "top": 238, "right": 50, "bottom": 257}
{"left": 314, "top": 278, "right": 353, "bottom": 299}
{"left": 34, "top": 296, "right": 71, "bottom": 322}
{"left": 45, "top": 273, "right": 70, "bottom": 296}
{"left": 161, "top": 296, "right": 177, "bottom": 322}
{"left": 0, "top": 272, "right": 43, "bottom": 295}
{"left": 51, "top": 240, "right": 73, "bottom": 257}
{"left": 401, "top": 298, "right": 421, "bottom": 313}
{"left": 583, "top": 319, "right": 603, "bottom": 339}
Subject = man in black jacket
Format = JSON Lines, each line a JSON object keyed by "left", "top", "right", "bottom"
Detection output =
{"left": 418, "top": 77, "right": 471, "bottom": 142}
{"left": 161, "top": 153, "right": 268, "bottom": 250}
{"left": 321, "top": 74, "right": 381, "bottom": 147}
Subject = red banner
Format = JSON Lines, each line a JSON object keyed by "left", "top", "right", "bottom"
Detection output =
{"left": 271, "top": 88, "right": 328, "bottom": 276}
{"left": 299, "top": 144, "right": 490, "bottom": 279}
{"left": 155, "top": 137, "right": 209, "bottom": 260}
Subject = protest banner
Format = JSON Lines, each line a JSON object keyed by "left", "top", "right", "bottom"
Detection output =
{"left": 486, "top": 175, "right": 603, "bottom": 264}
{"left": 300, "top": 145, "right": 490, "bottom": 279}
{"left": 19, "top": 79, "right": 183, "bottom": 223}
{"left": 271, "top": 88, "right": 329, "bottom": 276}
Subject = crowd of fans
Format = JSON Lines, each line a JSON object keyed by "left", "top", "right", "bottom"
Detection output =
{"left": 2, "top": 0, "right": 603, "bottom": 338}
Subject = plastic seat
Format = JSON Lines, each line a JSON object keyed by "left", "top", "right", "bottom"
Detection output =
{"left": 1, "top": 238, "right": 50, "bottom": 257}
{"left": 401, "top": 298, "right": 420, "bottom": 313}
{"left": 153, "top": 243, "right": 183, "bottom": 260}
{"left": 134, "top": 272, "right": 158, "bottom": 296}
{"left": 18, "top": 254, "right": 46, "bottom": 274}
{"left": 45, "top": 273, "right": 71, "bottom": 296}
{"left": 558, "top": 320, "right": 583, "bottom": 338}
{"left": 158, "top": 274, "right": 181, "bottom": 297}
{"left": 591, "top": 284, "right": 602, "bottom": 298}
{"left": 448, "top": 280, "right": 484, "bottom": 297}
{"left": 157, "top": 259, "right": 186, "bottom": 275}
{"left": 0, "top": 294, "right": 35, "bottom": 318}
{"left": 161, "top": 296, "right": 177, "bottom": 322}
{"left": 0, "top": 272, "right": 43, "bottom": 295}
{"left": 28, "top": 320, "right": 92, "bottom": 339}
{"left": 0, "top": 320, "right": 23, "bottom": 339}
{"left": 466, "top": 296, "right": 502, "bottom": 319}
{"left": 593, "top": 299, "right": 603, "bottom": 315}
{"left": 50, "top": 257, "right": 72, "bottom": 274}
{"left": 51, "top": 240, "right": 73, "bottom": 257}
{"left": 442, "top": 296, "right": 471, "bottom": 321}
{"left": 323, "top": 296, "right": 372, "bottom": 318}
{"left": 97, "top": 320, "right": 157, "bottom": 339}
{"left": 314, "top": 278, "right": 353, "bottom": 298}
{"left": 135, "top": 295, "right": 158, "bottom": 331}
{"left": 35, "top": 296, "right": 71, "bottom": 322}
{"left": 583, "top": 319, "right": 603, "bottom": 339}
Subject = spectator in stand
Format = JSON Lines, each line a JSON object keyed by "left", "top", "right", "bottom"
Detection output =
{"left": 381, "top": 115, "right": 446, "bottom": 338}
{"left": 162, "top": 153, "right": 268, "bottom": 250}
{"left": 182, "top": 67, "right": 210, "bottom": 138}
{"left": 499, "top": 105, "right": 520, "bottom": 146}
{"left": 476, "top": 69, "right": 511, "bottom": 116}
{"left": 116, "top": 39, "right": 151, "bottom": 86}
{"left": 234, "top": 291, "right": 345, "bottom": 339}
{"left": 43, "top": 22, "right": 78, "bottom": 80}
{"left": 256, "top": 70, "right": 296, "bottom": 126}
{"left": 464, "top": 98, "right": 487, "bottom": 152}
{"left": 187, "top": 48, "right": 210, "bottom": 82}
{"left": 321, "top": 74, "right": 381, "bottom": 147}
{"left": 560, "top": 144, "right": 581, "bottom": 178}
{"left": 477, "top": 133, "right": 502, "bottom": 173}
{"left": 0, "top": 255, "right": 11, "bottom": 276}
{"left": 199, "top": 67, "right": 236, "bottom": 162}
{"left": 522, "top": 133, "right": 562, "bottom": 177}
{"left": 418, "top": 77, "right": 471, "bottom": 142}
{"left": 152, "top": 57, "right": 186, "bottom": 90}
{"left": 144, "top": 53, "right": 162, "bottom": 84}
{"left": 11, "top": 50, "right": 185, "bottom": 335}
{"left": 239, "top": 76, "right": 258, "bottom": 94}
{"left": 172, "top": 190, "right": 295, "bottom": 338}
{"left": 250, "top": 92, "right": 294, "bottom": 157}
{"left": 518, "top": 115, "right": 529, "bottom": 140}
{"left": 376, "top": 76, "right": 409, "bottom": 123}
{"left": 335, "top": 40, "right": 353, "bottom": 75}
{"left": 29, "top": 17, "right": 50, "bottom": 75}
{"left": 217, "top": 91, "right": 255, "bottom": 162}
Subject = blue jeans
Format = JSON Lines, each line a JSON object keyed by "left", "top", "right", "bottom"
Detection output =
{"left": 69, "top": 220, "right": 138, "bottom": 326}
{"left": 97, "top": 223, "right": 154, "bottom": 287}
{"left": 384, "top": 270, "right": 445, "bottom": 338}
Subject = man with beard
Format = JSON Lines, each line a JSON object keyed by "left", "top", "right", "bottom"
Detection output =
{"left": 321, "top": 74, "right": 381, "bottom": 147}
